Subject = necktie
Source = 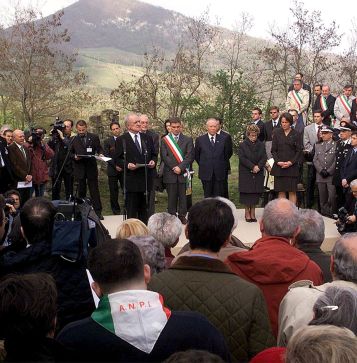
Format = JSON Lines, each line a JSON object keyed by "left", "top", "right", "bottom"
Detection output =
{"left": 210, "top": 136, "right": 215, "bottom": 146}
{"left": 273, "top": 121, "right": 277, "bottom": 127}
{"left": 20, "top": 146, "right": 26, "bottom": 160}
{"left": 175, "top": 135, "right": 179, "bottom": 143}
{"left": 134, "top": 134, "right": 141, "bottom": 153}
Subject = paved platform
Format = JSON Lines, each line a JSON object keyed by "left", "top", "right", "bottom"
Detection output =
{"left": 101, "top": 208, "right": 340, "bottom": 255}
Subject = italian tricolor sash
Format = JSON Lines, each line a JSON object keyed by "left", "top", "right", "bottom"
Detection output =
{"left": 92, "top": 290, "right": 171, "bottom": 353}
{"left": 163, "top": 134, "right": 184, "bottom": 164}
{"left": 320, "top": 96, "right": 328, "bottom": 111}
{"left": 290, "top": 90, "right": 303, "bottom": 110}
{"left": 339, "top": 95, "right": 352, "bottom": 114}
{"left": 163, "top": 134, "right": 192, "bottom": 194}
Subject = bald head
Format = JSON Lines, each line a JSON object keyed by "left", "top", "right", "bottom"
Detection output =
{"left": 206, "top": 118, "right": 219, "bottom": 136}
{"left": 332, "top": 233, "right": 357, "bottom": 282}
{"left": 261, "top": 199, "right": 300, "bottom": 238}
{"left": 13, "top": 129, "right": 25, "bottom": 145}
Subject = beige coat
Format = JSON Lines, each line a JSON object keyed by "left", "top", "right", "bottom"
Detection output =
{"left": 277, "top": 279, "right": 357, "bottom": 346}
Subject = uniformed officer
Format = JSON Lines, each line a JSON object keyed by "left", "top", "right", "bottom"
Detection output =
{"left": 333, "top": 121, "right": 355, "bottom": 209}
{"left": 313, "top": 126, "right": 337, "bottom": 217}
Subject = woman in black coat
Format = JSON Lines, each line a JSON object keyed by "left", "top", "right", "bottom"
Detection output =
{"left": 238, "top": 124, "right": 267, "bottom": 222}
{"left": 271, "top": 112, "right": 303, "bottom": 204}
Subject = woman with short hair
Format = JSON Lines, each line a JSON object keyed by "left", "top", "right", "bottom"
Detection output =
{"left": 238, "top": 124, "right": 267, "bottom": 222}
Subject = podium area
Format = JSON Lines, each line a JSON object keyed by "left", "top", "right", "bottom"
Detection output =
{"left": 101, "top": 208, "right": 341, "bottom": 255}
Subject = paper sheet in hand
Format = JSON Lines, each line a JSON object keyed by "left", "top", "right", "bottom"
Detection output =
{"left": 267, "top": 158, "right": 275, "bottom": 168}
{"left": 86, "top": 269, "right": 100, "bottom": 307}
{"left": 135, "top": 163, "right": 149, "bottom": 168}
{"left": 95, "top": 156, "right": 111, "bottom": 162}
{"left": 17, "top": 181, "right": 32, "bottom": 188}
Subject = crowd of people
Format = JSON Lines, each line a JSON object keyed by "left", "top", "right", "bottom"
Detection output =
{"left": 1, "top": 72, "right": 357, "bottom": 361}
{"left": 0, "top": 195, "right": 357, "bottom": 362}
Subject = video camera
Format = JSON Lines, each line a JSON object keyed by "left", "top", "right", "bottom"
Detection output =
{"left": 50, "top": 117, "right": 65, "bottom": 136}
{"left": 336, "top": 207, "right": 351, "bottom": 234}
{"left": 30, "top": 127, "right": 46, "bottom": 148}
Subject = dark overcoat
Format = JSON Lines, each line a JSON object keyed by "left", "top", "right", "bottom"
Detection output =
{"left": 238, "top": 139, "right": 267, "bottom": 193}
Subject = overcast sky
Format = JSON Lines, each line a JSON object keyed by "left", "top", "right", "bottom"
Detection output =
{"left": 1, "top": 0, "right": 356, "bottom": 51}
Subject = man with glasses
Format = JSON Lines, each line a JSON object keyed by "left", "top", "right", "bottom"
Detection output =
{"left": 48, "top": 119, "right": 75, "bottom": 201}
{"left": 264, "top": 106, "right": 280, "bottom": 158}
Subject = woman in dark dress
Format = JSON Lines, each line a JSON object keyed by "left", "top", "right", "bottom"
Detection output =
{"left": 271, "top": 112, "right": 303, "bottom": 204}
{"left": 238, "top": 124, "right": 267, "bottom": 222}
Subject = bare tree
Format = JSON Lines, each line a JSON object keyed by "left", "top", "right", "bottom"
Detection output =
{"left": 339, "top": 20, "right": 357, "bottom": 87}
{"left": 0, "top": 6, "right": 85, "bottom": 128}
{"left": 261, "top": 1, "right": 341, "bottom": 97}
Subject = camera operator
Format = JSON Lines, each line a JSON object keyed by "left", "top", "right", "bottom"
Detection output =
{"left": 0, "top": 191, "right": 20, "bottom": 248}
{"left": 48, "top": 119, "right": 74, "bottom": 200}
{"left": 336, "top": 179, "right": 357, "bottom": 234}
{"left": 27, "top": 127, "right": 54, "bottom": 197}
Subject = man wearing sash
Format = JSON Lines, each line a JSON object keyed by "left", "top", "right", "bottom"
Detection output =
{"left": 313, "top": 85, "right": 336, "bottom": 126}
{"left": 334, "top": 85, "right": 355, "bottom": 127}
{"left": 286, "top": 79, "right": 309, "bottom": 127}
{"left": 161, "top": 117, "right": 194, "bottom": 224}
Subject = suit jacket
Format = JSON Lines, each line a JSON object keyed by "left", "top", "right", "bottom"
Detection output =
{"left": 142, "top": 130, "right": 160, "bottom": 155}
{"left": 7, "top": 143, "right": 31, "bottom": 181}
{"left": 195, "top": 133, "right": 230, "bottom": 181}
{"left": 351, "top": 98, "right": 357, "bottom": 124}
{"left": 334, "top": 95, "right": 355, "bottom": 122}
{"left": 114, "top": 132, "right": 157, "bottom": 192}
{"left": 286, "top": 88, "right": 310, "bottom": 113}
{"left": 218, "top": 130, "right": 233, "bottom": 173}
{"left": 333, "top": 139, "right": 352, "bottom": 185}
{"left": 71, "top": 133, "right": 103, "bottom": 179}
{"left": 161, "top": 134, "right": 194, "bottom": 184}
{"left": 264, "top": 120, "right": 281, "bottom": 142}
{"left": 103, "top": 136, "right": 120, "bottom": 177}
{"left": 271, "top": 128, "right": 302, "bottom": 177}
{"left": 0, "top": 141, "right": 14, "bottom": 191}
{"left": 303, "top": 124, "right": 319, "bottom": 153}
{"left": 291, "top": 122, "right": 304, "bottom": 135}
{"left": 313, "top": 140, "right": 336, "bottom": 183}
{"left": 313, "top": 94, "right": 336, "bottom": 122}
{"left": 341, "top": 148, "right": 357, "bottom": 183}
{"left": 288, "top": 82, "right": 312, "bottom": 107}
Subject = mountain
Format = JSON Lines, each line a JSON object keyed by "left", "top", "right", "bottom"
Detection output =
{"left": 56, "top": 0, "right": 192, "bottom": 55}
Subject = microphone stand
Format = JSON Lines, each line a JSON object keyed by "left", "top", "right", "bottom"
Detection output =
{"left": 143, "top": 147, "right": 149, "bottom": 219}
{"left": 122, "top": 139, "right": 127, "bottom": 221}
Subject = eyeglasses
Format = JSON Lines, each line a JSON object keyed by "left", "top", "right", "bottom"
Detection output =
{"left": 270, "top": 111, "right": 278, "bottom": 114}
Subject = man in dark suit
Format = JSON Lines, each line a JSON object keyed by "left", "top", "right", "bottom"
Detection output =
{"left": 71, "top": 120, "right": 104, "bottom": 219}
{"left": 195, "top": 118, "right": 231, "bottom": 198}
{"left": 216, "top": 117, "right": 233, "bottom": 198}
{"left": 103, "top": 121, "right": 123, "bottom": 215}
{"left": 139, "top": 114, "right": 160, "bottom": 216}
{"left": 161, "top": 117, "right": 194, "bottom": 224}
{"left": 313, "top": 85, "right": 336, "bottom": 126}
{"left": 0, "top": 132, "right": 13, "bottom": 194}
{"left": 333, "top": 122, "right": 354, "bottom": 210}
{"left": 312, "top": 84, "right": 322, "bottom": 111}
{"left": 341, "top": 131, "right": 357, "bottom": 191}
{"left": 250, "top": 107, "right": 265, "bottom": 142}
{"left": 7, "top": 129, "right": 32, "bottom": 205}
{"left": 264, "top": 106, "right": 280, "bottom": 158}
{"left": 114, "top": 113, "right": 157, "bottom": 224}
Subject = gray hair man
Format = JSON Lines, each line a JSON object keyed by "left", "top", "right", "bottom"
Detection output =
{"left": 294, "top": 209, "right": 332, "bottom": 282}
{"left": 310, "top": 286, "right": 357, "bottom": 334}
{"left": 148, "top": 212, "right": 182, "bottom": 267}
{"left": 278, "top": 232, "right": 357, "bottom": 346}
{"left": 226, "top": 198, "right": 323, "bottom": 337}
{"left": 128, "top": 235, "right": 166, "bottom": 275}
{"left": 286, "top": 325, "right": 357, "bottom": 363}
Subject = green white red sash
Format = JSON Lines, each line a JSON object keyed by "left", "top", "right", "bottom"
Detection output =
{"left": 290, "top": 90, "right": 303, "bottom": 110}
{"left": 92, "top": 290, "right": 171, "bottom": 353}
{"left": 320, "top": 96, "right": 328, "bottom": 111}
{"left": 339, "top": 95, "right": 352, "bottom": 114}
{"left": 163, "top": 134, "right": 192, "bottom": 193}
